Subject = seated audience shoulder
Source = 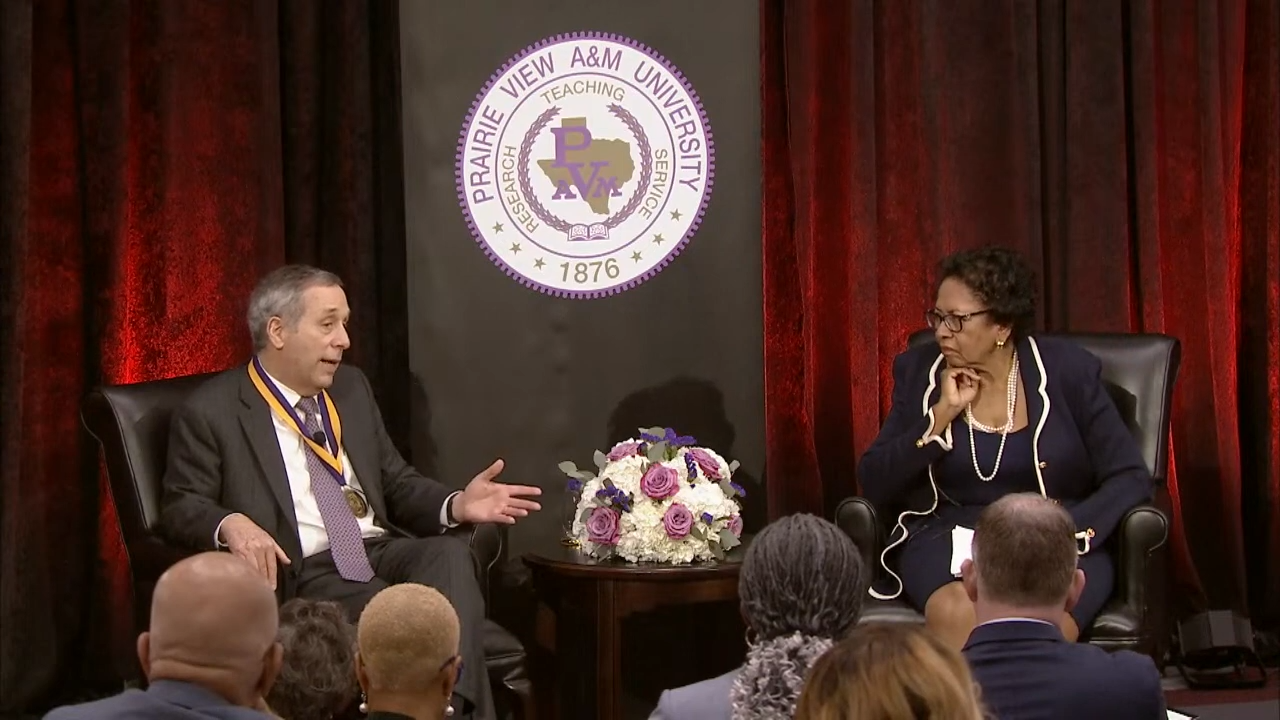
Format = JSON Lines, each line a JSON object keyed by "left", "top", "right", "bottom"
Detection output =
{"left": 648, "top": 514, "right": 867, "bottom": 720}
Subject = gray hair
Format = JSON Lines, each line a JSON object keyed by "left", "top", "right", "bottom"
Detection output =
{"left": 729, "top": 513, "right": 866, "bottom": 720}
{"left": 247, "top": 265, "right": 343, "bottom": 351}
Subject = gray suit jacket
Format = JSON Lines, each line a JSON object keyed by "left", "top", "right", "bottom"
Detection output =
{"left": 158, "top": 363, "right": 453, "bottom": 600}
{"left": 649, "top": 669, "right": 737, "bottom": 720}
{"left": 44, "top": 680, "right": 274, "bottom": 719}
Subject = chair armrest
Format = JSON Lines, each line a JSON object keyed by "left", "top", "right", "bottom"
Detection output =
{"left": 447, "top": 523, "right": 504, "bottom": 602}
{"left": 129, "top": 534, "right": 199, "bottom": 583}
{"left": 1114, "top": 503, "right": 1168, "bottom": 617}
{"left": 834, "top": 497, "right": 882, "bottom": 577}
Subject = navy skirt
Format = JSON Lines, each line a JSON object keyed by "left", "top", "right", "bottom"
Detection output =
{"left": 896, "top": 505, "right": 1114, "bottom": 629}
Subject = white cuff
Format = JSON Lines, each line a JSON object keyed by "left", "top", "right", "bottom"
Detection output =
{"left": 214, "top": 513, "right": 239, "bottom": 549}
{"left": 440, "top": 491, "right": 462, "bottom": 531}
{"left": 916, "top": 408, "right": 954, "bottom": 451}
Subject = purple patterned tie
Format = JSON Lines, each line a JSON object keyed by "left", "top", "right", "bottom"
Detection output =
{"left": 296, "top": 397, "right": 375, "bottom": 582}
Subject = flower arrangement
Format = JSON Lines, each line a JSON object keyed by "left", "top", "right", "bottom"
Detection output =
{"left": 559, "top": 427, "right": 746, "bottom": 564}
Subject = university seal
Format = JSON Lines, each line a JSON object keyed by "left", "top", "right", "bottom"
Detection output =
{"left": 456, "top": 32, "right": 715, "bottom": 297}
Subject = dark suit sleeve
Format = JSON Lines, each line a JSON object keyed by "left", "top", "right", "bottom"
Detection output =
{"left": 1065, "top": 352, "right": 1154, "bottom": 549}
{"left": 856, "top": 350, "right": 951, "bottom": 509}
{"left": 357, "top": 371, "right": 454, "bottom": 536}
{"left": 159, "top": 401, "right": 234, "bottom": 550}
{"left": 1118, "top": 652, "right": 1167, "bottom": 719}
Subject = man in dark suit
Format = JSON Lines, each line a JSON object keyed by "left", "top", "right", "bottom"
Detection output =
{"left": 960, "top": 493, "right": 1165, "bottom": 719}
{"left": 45, "top": 552, "right": 282, "bottom": 719}
{"left": 159, "top": 265, "right": 542, "bottom": 720}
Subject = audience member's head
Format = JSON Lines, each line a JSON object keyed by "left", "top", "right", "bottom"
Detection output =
{"left": 795, "top": 622, "right": 987, "bottom": 720}
{"left": 264, "top": 598, "right": 358, "bottom": 720}
{"left": 139, "top": 552, "right": 283, "bottom": 709}
{"left": 729, "top": 513, "right": 866, "bottom": 720}
{"left": 356, "top": 584, "right": 462, "bottom": 720}
{"left": 961, "top": 493, "right": 1084, "bottom": 621}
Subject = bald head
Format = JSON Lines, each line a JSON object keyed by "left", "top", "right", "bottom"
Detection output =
{"left": 971, "top": 493, "right": 1079, "bottom": 607}
{"left": 142, "top": 552, "right": 280, "bottom": 698}
{"left": 358, "top": 583, "right": 460, "bottom": 692}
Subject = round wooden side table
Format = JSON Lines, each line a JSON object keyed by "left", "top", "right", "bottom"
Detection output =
{"left": 524, "top": 542, "right": 747, "bottom": 719}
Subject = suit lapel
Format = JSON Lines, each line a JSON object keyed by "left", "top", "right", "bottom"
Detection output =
{"left": 1019, "top": 336, "right": 1047, "bottom": 435}
{"left": 238, "top": 373, "right": 300, "bottom": 537}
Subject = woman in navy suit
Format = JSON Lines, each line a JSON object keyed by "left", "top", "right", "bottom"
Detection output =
{"left": 857, "top": 247, "right": 1153, "bottom": 651}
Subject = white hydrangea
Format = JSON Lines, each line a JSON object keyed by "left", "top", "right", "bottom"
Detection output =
{"left": 567, "top": 441, "right": 744, "bottom": 564}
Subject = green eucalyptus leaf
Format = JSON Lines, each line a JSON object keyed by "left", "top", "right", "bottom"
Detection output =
{"left": 594, "top": 450, "right": 608, "bottom": 470}
{"left": 728, "top": 460, "right": 741, "bottom": 474}
{"left": 719, "top": 528, "right": 741, "bottom": 550}
{"left": 578, "top": 507, "right": 594, "bottom": 523}
{"left": 709, "top": 543, "right": 726, "bottom": 560}
{"left": 646, "top": 441, "right": 669, "bottom": 463}
{"left": 640, "top": 426, "right": 666, "bottom": 438}
{"left": 558, "top": 461, "right": 580, "bottom": 476}
{"left": 572, "top": 470, "right": 596, "bottom": 482}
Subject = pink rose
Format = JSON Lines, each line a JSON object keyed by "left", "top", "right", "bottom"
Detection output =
{"left": 663, "top": 503, "right": 694, "bottom": 539}
{"left": 686, "top": 448, "right": 722, "bottom": 480}
{"left": 607, "top": 441, "right": 642, "bottom": 461}
{"left": 728, "top": 514, "right": 744, "bottom": 537}
{"left": 586, "top": 507, "right": 621, "bottom": 545}
{"left": 640, "top": 464, "right": 680, "bottom": 500}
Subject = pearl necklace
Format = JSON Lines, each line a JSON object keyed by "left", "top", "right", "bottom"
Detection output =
{"left": 965, "top": 350, "right": 1019, "bottom": 482}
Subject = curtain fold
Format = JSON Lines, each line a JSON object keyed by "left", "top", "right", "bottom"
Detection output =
{"left": 761, "top": 0, "right": 1279, "bottom": 627}
{"left": 0, "top": 1, "right": 409, "bottom": 712}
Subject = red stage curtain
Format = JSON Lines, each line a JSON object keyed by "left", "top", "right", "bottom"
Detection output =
{"left": 762, "top": 0, "right": 1279, "bottom": 628}
{"left": 0, "top": 1, "right": 409, "bottom": 712}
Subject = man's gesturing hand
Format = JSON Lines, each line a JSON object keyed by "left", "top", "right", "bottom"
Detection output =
{"left": 218, "top": 514, "right": 290, "bottom": 589}
{"left": 453, "top": 459, "right": 543, "bottom": 525}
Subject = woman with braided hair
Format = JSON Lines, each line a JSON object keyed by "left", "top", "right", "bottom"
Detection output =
{"left": 649, "top": 513, "right": 866, "bottom": 720}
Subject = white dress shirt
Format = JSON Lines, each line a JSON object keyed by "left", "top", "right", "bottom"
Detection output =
{"left": 215, "top": 368, "right": 458, "bottom": 558}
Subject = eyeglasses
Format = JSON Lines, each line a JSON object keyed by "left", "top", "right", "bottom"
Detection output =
{"left": 925, "top": 308, "right": 991, "bottom": 333}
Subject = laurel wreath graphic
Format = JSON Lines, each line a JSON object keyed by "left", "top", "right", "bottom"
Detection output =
{"left": 517, "top": 104, "right": 654, "bottom": 235}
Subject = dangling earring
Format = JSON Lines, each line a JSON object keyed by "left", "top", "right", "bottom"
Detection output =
{"left": 358, "top": 692, "right": 368, "bottom": 714}
{"left": 996, "top": 338, "right": 1006, "bottom": 348}
{"left": 445, "top": 705, "right": 455, "bottom": 717}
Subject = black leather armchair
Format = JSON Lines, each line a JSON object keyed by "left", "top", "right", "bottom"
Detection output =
{"left": 82, "top": 373, "right": 535, "bottom": 719}
{"left": 836, "top": 331, "right": 1180, "bottom": 665}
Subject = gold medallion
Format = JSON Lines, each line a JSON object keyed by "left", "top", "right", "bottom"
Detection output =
{"left": 343, "top": 487, "right": 369, "bottom": 518}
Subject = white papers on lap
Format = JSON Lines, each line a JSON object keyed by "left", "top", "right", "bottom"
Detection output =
{"left": 950, "top": 526, "right": 974, "bottom": 576}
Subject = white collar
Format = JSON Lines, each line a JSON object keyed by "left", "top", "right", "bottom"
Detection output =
{"left": 975, "top": 617, "right": 1058, "bottom": 628}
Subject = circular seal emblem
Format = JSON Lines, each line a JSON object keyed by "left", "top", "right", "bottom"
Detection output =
{"left": 457, "top": 32, "right": 715, "bottom": 298}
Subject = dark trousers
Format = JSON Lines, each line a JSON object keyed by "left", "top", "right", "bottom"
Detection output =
{"left": 297, "top": 534, "right": 492, "bottom": 720}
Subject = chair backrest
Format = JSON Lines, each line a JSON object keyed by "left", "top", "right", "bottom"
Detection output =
{"left": 81, "top": 373, "right": 218, "bottom": 543}
{"left": 907, "top": 329, "right": 1181, "bottom": 484}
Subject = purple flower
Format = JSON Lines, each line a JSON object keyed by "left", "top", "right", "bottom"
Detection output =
{"left": 728, "top": 514, "right": 744, "bottom": 537}
{"left": 729, "top": 482, "right": 746, "bottom": 497}
{"left": 641, "top": 428, "right": 698, "bottom": 447}
{"left": 607, "top": 441, "right": 642, "bottom": 461}
{"left": 663, "top": 503, "right": 694, "bottom": 539}
{"left": 640, "top": 464, "right": 680, "bottom": 500}
{"left": 686, "top": 448, "right": 722, "bottom": 480}
{"left": 701, "top": 512, "right": 714, "bottom": 525}
{"left": 586, "top": 507, "right": 621, "bottom": 545}
{"left": 566, "top": 478, "right": 584, "bottom": 493}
